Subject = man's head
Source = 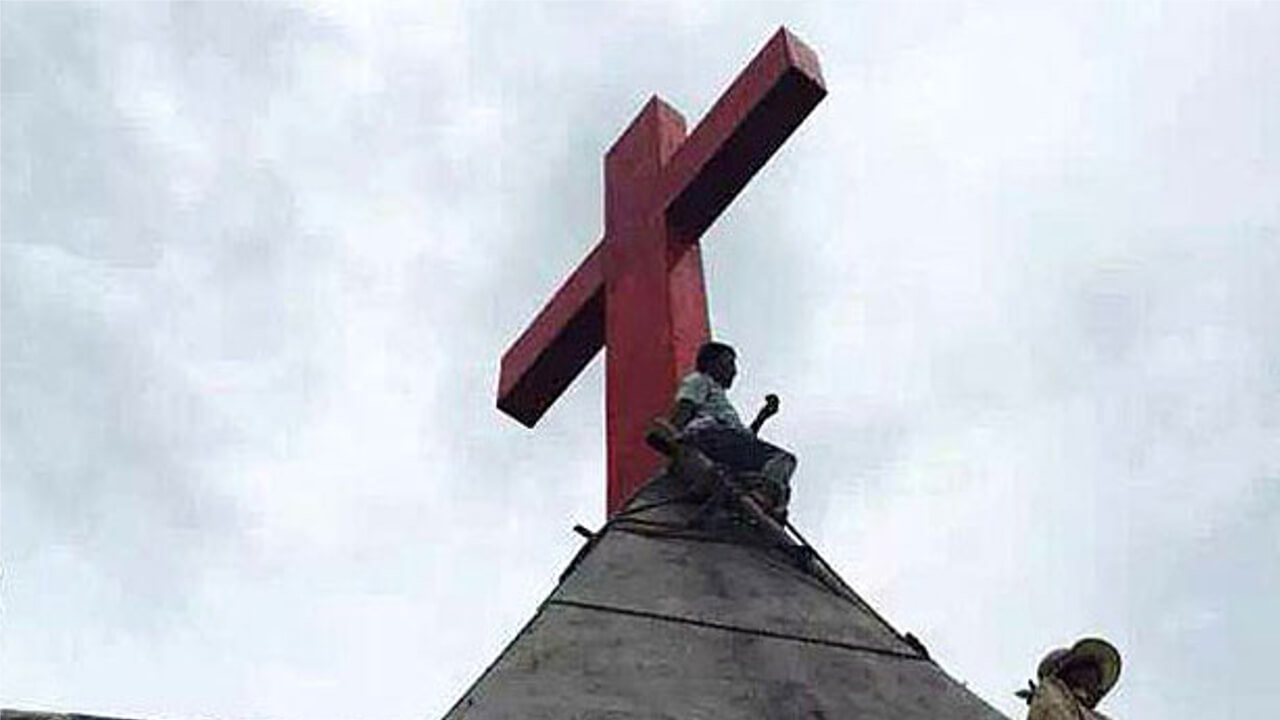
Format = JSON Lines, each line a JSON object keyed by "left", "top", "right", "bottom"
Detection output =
{"left": 696, "top": 341, "right": 737, "bottom": 388}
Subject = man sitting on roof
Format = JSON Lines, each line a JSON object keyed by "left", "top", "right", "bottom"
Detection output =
{"left": 669, "top": 341, "right": 796, "bottom": 517}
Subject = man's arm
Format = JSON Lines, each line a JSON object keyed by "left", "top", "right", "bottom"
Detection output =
{"left": 749, "top": 394, "right": 780, "bottom": 436}
{"left": 671, "top": 373, "right": 711, "bottom": 431}
{"left": 670, "top": 399, "right": 698, "bottom": 430}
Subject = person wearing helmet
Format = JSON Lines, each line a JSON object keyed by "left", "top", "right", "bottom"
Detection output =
{"left": 1017, "top": 637, "right": 1122, "bottom": 720}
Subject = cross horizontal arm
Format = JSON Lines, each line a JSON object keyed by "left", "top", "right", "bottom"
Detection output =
{"left": 498, "top": 242, "right": 606, "bottom": 427}
{"left": 662, "top": 27, "right": 826, "bottom": 240}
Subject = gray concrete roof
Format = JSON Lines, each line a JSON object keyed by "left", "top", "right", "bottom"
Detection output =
{"left": 444, "top": 472, "right": 1009, "bottom": 719}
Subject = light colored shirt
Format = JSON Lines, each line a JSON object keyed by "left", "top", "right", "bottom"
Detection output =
{"left": 675, "top": 371, "right": 746, "bottom": 433}
{"left": 1028, "top": 677, "right": 1112, "bottom": 720}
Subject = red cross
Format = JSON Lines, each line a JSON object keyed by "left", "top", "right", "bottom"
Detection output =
{"left": 497, "top": 28, "right": 825, "bottom": 516}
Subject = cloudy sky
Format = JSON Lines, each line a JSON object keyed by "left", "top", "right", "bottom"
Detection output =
{"left": 3, "top": 2, "right": 1278, "bottom": 718}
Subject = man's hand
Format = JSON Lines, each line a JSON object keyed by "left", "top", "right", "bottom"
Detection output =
{"left": 750, "top": 394, "right": 780, "bottom": 435}
{"left": 1015, "top": 679, "right": 1037, "bottom": 705}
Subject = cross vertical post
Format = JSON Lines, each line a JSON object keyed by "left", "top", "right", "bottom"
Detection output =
{"left": 603, "top": 99, "right": 711, "bottom": 514}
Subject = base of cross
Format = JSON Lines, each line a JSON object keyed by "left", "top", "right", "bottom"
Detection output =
{"left": 645, "top": 418, "right": 790, "bottom": 526}
{"left": 641, "top": 417, "right": 860, "bottom": 604}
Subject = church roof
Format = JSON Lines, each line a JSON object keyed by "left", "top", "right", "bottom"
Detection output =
{"left": 443, "top": 472, "right": 1009, "bottom": 719}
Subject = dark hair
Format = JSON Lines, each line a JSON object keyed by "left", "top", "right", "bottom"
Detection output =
{"left": 696, "top": 341, "right": 736, "bottom": 373}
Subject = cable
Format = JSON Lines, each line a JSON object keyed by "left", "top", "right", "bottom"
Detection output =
{"left": 607, "top": 465, "right": 929, "bottom": 662}
{"left": 548, "top": 598, "right": 929, "bottom": 663}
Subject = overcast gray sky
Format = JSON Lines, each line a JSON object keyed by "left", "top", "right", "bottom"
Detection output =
{"left": 2, "top": 2, "right": 1278, "bottom": 718}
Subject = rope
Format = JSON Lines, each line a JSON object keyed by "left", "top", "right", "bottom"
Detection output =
{"left": 583, "top": 463, "right": 931, "bottom": 663}
{"left": 547, "top": 598, "right": 930, "bottom": 663}
{"left": 609, "top": 518, "right": 791, "bottom": 549}
{"left": 608, "top": 469, "right": 856, "bottom": 601}
{"left": 611, "top": 491, "right": 700, "bottom": 519}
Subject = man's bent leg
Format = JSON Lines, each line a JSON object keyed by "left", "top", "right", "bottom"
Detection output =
{"left": 687, "top": 428, "right": 796, "bottom": 509}
{"left": 761, "top": 449, "right": 796, "bottom": 507}
{"left": 686, "top": 427, "right": 769, "bottom": 469}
